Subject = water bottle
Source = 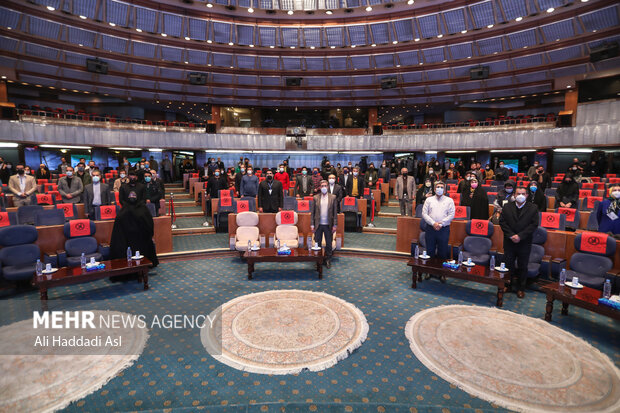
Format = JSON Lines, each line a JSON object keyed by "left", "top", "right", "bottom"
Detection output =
{"left": 559, "top": 268, "right": 567, "bottom": 286}
{"left": 489, "top": 255, "right": 495, "bottom": 270}
{"left": 458, "top": 251, "right": 463, "bottom": 264}
{"left": 248, "top": 240, "right": 252, "bottom": 251}
{"left": 36, "top": 259, "right": 43, "bottom": 276}
{"left": 603, "top": 279, "right": 611, "bottom": 299}
{"left": 126, "top": 247, "right": 132, "bottom": 261}
{"left": 80, "top": 253, "right": 86, "bottom": 269}
{"left": 414, "top": 245, "right": 419, "bottom": 259}
{"left": 276, "top": 239, "right": 280, "bottom": 249}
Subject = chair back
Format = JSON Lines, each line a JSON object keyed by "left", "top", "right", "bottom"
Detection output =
{"left": 340, "top": 197, "right": 358, "bottom": 212}
{"left": 146, "top": 203, "right": 157, "bottom": 217}
{"left": 34, "top": 209, "right": 66, "bottom": 226}
{"left": 17, "top": 205, "right": 44, "bottom": 225}
{"left": 235, "top": 198, "right": 256, "bottom": 213}
{"left": 56, "top": 203, "right": 78, "bottom": 220}
{"left": 0, "top": 225, "right": 40, "bottom": 267}
{"left": 539, "top": 212, "right": 566, "bottom": 231}
{"left": 415, "top": 204, "right": 423, "bottom": 218}
{"left": 0, "top": 211, "right": 17, "bottom": 227}
{"left": 95, "top": 205, "right": 119, "bottom": 220}
{"left": 218, "top": 196, "right": 235, "bottom": 213}
{"left": 544, "top": 188, "right": 557, "bottom": 197}
{"left": 295, "top": 199, "right": 313, "bottom": 213}
{"left": 454, "top": 206, "right": 470, "bottom": 221}
{"left": 581, "top": 197, "right": 603, "bottom": 211}
{"left": 557, "top": 207, "right": 580, "bottom": 230}
{"left": 34, "top": 193, "right": 55, "bottom": 206}
{"left": 276, "top": 211, "right": 298, "bottom": 225}
{"left": 283, "top": 197, "right": 296, "bottom": 210}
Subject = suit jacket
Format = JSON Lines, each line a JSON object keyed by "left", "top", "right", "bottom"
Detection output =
{"left": 395, "top": 175, "right": 416, "bottom": 200}
{"left": 327, "top": 183, "right": 344, "bottom": 210}
{"left": 345, "top": 175, "right": 365, "bottom": 198}
{"left": 338, "top": 174, "right": 351, "bottom": 195}
{"left": 205, "top": 176, "right": 228, "bottom": 198}
{"left": 295, "top": 175, "right": 313, "bottom": 197}
{"left": 311, "top": 193, "right": 338, "bottom": 228}
{"left": 57, "top": 176, "right": 84, "bottom": 204}
{"left": 84, "top": 182, "right": 111, "bottom": 217}
{"left": 257, "top": 179, "right": 283, "bottom": 211}
{"left": 8, "top": 174, "right": 37, "bottom": 198}
{"left": 499, "top": 201, "right": 539, "bottom": 244}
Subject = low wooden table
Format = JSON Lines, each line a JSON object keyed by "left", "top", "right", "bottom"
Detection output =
{"left": 540, "top": 282, "right": 620, "bottom": 322}
{"left": 33, "top": 258, "right": 152, "bottom": 301}
{"left": 407, "top": 257, "right": 510, "bottom": 307}
{"left": 244, "top": 248, "right": 324, "bottom": 280}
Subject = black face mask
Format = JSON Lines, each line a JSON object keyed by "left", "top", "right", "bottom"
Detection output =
{"left": 17, "top": 169, "right": 24, "bottom": 175}
{"left": 267, "top": 175, "right": 273, "bottom": 181}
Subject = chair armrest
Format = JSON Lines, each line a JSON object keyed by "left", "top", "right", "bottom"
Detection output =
{"left": 229, "top": 236, "right": 236, "bottom": 250}
{"left": 43, "top": 253, "right": 58, "bottom": 268}
{"left": 56, "top": 250, "right": 67, "bottom": 268}
{"left": 98, "top": 244, "right": 110, "bottom": 260}
{"left": 550, "top": 258, "right": 566, "bottom": 280}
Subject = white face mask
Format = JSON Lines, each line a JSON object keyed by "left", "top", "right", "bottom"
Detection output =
{"left": 425, "top": 182, "right": 431, "bottom": 187}
{"left": 612, "top": 191, "right": 620, "bottom": 199}
{"left": 328, "top": 178, "right": 335, "bottom": 184}
{"left": 321, "top": 187, "right": 328, "bottom": 194}
{"left": 435, "top": 188, "right": 444, "bottom": 196}
{"left": 429, "top": 170, "right": 434, "bottom": 174}
{"left": 279, "top": 168, "right": 284, "bottom": 173}
{"left": 516, "top": 194, "right": 527, "bottom": 204}
{"left": 353, "top": 172, "right": 358, "bottom": 177}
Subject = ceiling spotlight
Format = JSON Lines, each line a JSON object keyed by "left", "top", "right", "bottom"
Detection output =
{"left": 437, "top": 34, "right": 443, "bottom": 38}
{"left": 287, "top": 10, "right": 294, "bottom": 15}
{"left": 515, "top": 16, "right": 523, "bottom": 22}
{"left": 580, "top": 0, "right": 588, "bottom": 2}
{"left": 487, "top": 24, "right": 494, "bottom": 28}
{"left": 351, "top": 45, "right": 356, "bottom": 48}
{"left": 270, "top": 45, "right": 275, "bottom": 48}
{"left": 248, "top": 7, "right": 254, "bottom": 12}
{"left": 207, "top": 39, "right": 212, "bottom": 43}
{"left": 461, "top": 30, "right": 467, "bottom": 34}
{"left": 161, "top": 33, "right": 167, "bottom": 37}
{"left": 392, "top": 40, "right": 398, "bottom": 44}
{"left": 366, "top": 6, "right": 372, "bottom": 11}
{"left": 407, "top": 0, "right": 414, "bottom": 4}
{"left": 547, "top": 7, "right": 554, "bottom": 12}
{"left": 414, "top": 38, "right": 420, "bottom": 42}
{"left": 467, "top": 56, "right": 472, "bottom": 58}
{"left": 136, "top": 28, "right": 142, "bottom": 32}
{"left": 79, "top": 15, "right": 87, "bottom": 19}
{"left": 109, "top": 22, "right": 116, "bottom": 26}
{"left": 330, "top": 45, "right": 335, "bottom": 49}
{"left": 325, "top": 10, "right": 333, "bottom": 14}
{"left": 228, "top": 42, "right": 234, "bottom": 45}
{"left": 396, "top": 64, "right": 401, "bottom": 67}
{"left": 442, "top": 59, "right": 447, "bottom": 62}
{"left": 371, "top": 43, "right": 376, "bottom": 47}
{"left": 206, "top": 3, "right": 213, "bottom": 7}
{"left": 184, "top": 61, "right": 188, "bottom": 64}
{"left": 310, "top": 46, "right": 315, "bottom": 49}
{"left": 185, "top": 36, "right": 190, "bottom": 40}
{"left": 290, "top": 46, "right": 295, "bottom": 48}
{"left": 249, "top": 44, "right": 254, "bottom": 47}
{"left": 46, "top": 6, "right": 55, "bottom": 11}
{"left": 567, "top": 85, "right": 572, "bottom": 88}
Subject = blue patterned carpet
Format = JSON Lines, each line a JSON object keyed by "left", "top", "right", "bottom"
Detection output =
{"left": 371, "top": 216, "right": 397, "bottom": 229}
{"left": 3, "top": 255, "right": 618, "bottom": 412}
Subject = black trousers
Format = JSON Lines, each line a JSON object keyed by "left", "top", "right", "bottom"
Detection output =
{"left": 314, "top": 224, "right": 333, "bottom": 259}
{"left": 503, "top": 240, "right": 532, "bottom": 291}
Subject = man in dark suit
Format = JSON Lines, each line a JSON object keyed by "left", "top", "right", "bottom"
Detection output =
{"left": 258, "top": 169, "right": 283, "bottom": 213}
{"left": 294, "top": 166, "right": 313, "bottom": 198}
{"left": 345, "top": 167, "right": 365, "bottom": 198}
{"left": 143, "top": 171, "right": 163, "bottom": 216}
{"left": 338, "top": 166, "right": 351, "bottom": 196}
{"left": 57, "top": 166, "right": 84, "bottom": 205}
{"left": 311, "top": 180, "right": 338, "bottom": 268}
{"left": 84, "top": 170, "right": 112, "bottom": 219}
{"left": 205, "top": 168, "right": 228, "bottom": 199}
{"left": 499, "top": 186, "right": 539, "bottom": 299}
{"left": 327, "top": 174, "right": 344, "bottom": 212}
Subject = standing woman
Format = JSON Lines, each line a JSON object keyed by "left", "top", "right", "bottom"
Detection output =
{"left": 460, "top": 177, "right": 489, "bottom": 220}
{"left": 416, "top": 178, "right": 435, "bottom": 207}
{"left": 555, "top": 174, "right": 579, "bottom": 209}
{"left": 596, "top": 184, "right": 620, "bottom": 235}
{"left": 527, "top": 181, "right": 547, "bottom": 211}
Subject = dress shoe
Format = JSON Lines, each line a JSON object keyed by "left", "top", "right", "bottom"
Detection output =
{"left": 517, "top": 290, "right": 525, "bottom": 299}
{"left": 325, "top": 260, "right": 331, "bottom": 269}
{"left": 439, "top": 275, "right": 446, "bottom": 283}
{"left": 423, "top": 273, "right": 431, "bottom": 280}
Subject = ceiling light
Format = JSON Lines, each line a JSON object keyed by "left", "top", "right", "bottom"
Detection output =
{"left": 467, "top": 56, "right": 472, "bottom": 59}
{"left": 326, "top": 10, "right": 333, "bottom": 14}
{"left": 78, "top": 43, "right": 83, "bottom": 47}
{"left": 310, "top": 46, "right": 315, "bottom": 49}
{"left": 46, "top": 6, "right": 55, "bottom": 11}
{"left": 351, "top": 45, "right": 356, "bottom": 48}
{"left": 547, "top": 7, "right": 554, "bottom": 12}
{"left": 567, "top": 85, "right": 572, "bottom": 88}
{"left": 442, "top": 59, "right": 447, "bottom": 62}
{"left": 184, "top": 61, "right": 189, "bottom": 64}
{"left": 515, "top": 16, "right": 523, "bottom": 22}
{"left": 109, "top": 22, "right": 116, "bottom": 26}
{"left": 206, "top": 3, "right": 213, "bottom": 7}
{"left": 207, "top": 39, "right": 212, "bottom": 43}
{"left": 407, "top": 0, "right": 414, "bottom": 4}
{"left": 287, "top": 10, "right": 294, "bottom": 15}
{"left": 41, "top": 145, "right": 92, "bottom": 149}
{"left": 419, "top": 62, "right": 423, "bottom": 65}
{"left": 554, "top": 148, "right": 592, "bottom": 153}
{"left": 228, "top": 42, "right": 233, "bottom": 45}
{"left": 366, "top": 6, "right": 372, "bottom": 11}
{"left": 371, "top": 43, "right": 376, "bottom": 47}
{"left": 414, "top": 38, "right": 420, "bottom": 42}
{"left": 6, "top": 27, "right": 11, "bottom": 30}
{"left": 461, "top": 30, "right": 467, "bottom": 34}
{"left": 396, "top": 64, "right": 400, "bottom": 67}
{"left": 580, "top": 0, "right": 588, "bottom": 2}
{"left": 248, "top": 7, "right": 254, "bottom": 12}
{"left": 490, "top": 149, "right": 536, "bottom": 153}
{"left": 249, "top": 44, "right": 254, "bottom": 47}
{"left": 392, "top": 40, "right": 398, "bottom": 44}
{"left": 290, "top": 46, "right": 295, "bottom": 49}
{"left": 330, "top": 45, "right": 335, "bottom": 49}
{"left": 487, "top": 24, "right": 494, "bottom": 28}
{"left": 161, "top": 33, "right": 167, "bottom": 37}
{"left": 437, "top": 34, "right": 443, "bottom": 38}
{"left": 270, "top": 45, "right": 275, "bottom": 48}
{"left": 79, "top": 15, "right": 87, "bottom": 19}
{"left": 185, "top": 36, "right": 190, "bottom": 40}
{"left": 0, "top": 76, "right": 5, "bottom": 79}
{"left": 136, "top": 28, "right": 142, "bottom": 32}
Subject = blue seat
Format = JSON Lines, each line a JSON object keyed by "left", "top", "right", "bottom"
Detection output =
{"left": 519, "top": 227, "right": 549, "bottom": 279}
{"left": 283, "top": 196, "right": 296, "bottom": 211}
{"left": 340, "top": 197, "right": 361, "bottom": 232}
{"left": 556, "top": 207, "right": 580, "bottom": 231}
{"left": 214, "top": 197, "right": 236, "bottom": 233}
{"left": 55, "top": 203, "right": 79, "bottom": 221}
{"left": 146, "top": 202, "right": 157, "bottom": 217}
{"left": 0, "top": 225, "right": 40, "bottom": 282}
{"left": 17, "top": 205, "right": 44, "bottom": 225}
{"left": 294, "top": 198, "right": 313, "bottom": 213}
{"left": 415, "top": 203, "right": 423, "bottom": 218}
{"left": 454, "top": 220, "right": 495, "bottom": 265}
{"left": 51, "top": 219, "right": 109, "bottom": 268}
{"left": 34, "top": 209, "right": 66, "bottom": 226}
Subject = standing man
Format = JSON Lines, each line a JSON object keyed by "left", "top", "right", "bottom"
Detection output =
{"left": 327, "top": 174, "right": 344, "bottom": 211}
{"left": 364, "top": 163, "right": 378, "bottom": 188}
{"left": 56, "top": 157, "right": 69, "bottom": 175}
{"left": 395, "top": 167, "right": 415, "bottom": 216}
{"left": 347, "top": 167, "right": 365, "bottom": 198}
{"left": 113, "top": 170, "right": 129, "bottom": 192}
{"left": 421, "top": 181, "right": 455, "bottom": 281}
{"left": 274, "top": 163, "right": 290, "bottom": 194}
{"left": 235, "top": 164, "right": 245, "bottom": 194}
{"left": 311, "top": 167, "right": 322, "bottom": 194}
{"left": 311, "top": 180, "right": 338, "bottom": 268}
{"left": 338, "top": 166, "right": 351, "bottom": 196}
{"left": 499, "top": 186, "right": 539, "bottom": 298}
{"left": 205, "top": 168, "right": 228, "bottom": 199}
{"left": 8, "top": 163, "right": 37, "bottom": 207}
{"left": 161, "top": 155, "right": 173, "bottom": 183}
{"left": 143, "top": 171, "right": 163, "bottom": 216}
{"left": 149, "top": 156, "right": 158, "bottom": 175}
{"left": 240, "top": 166, "right": 259, "bottom": 198}
{"left": 84, "top": 170, "right": 111, "bottom": 219}
{"left": 257, "top": 169, "right": 283, "bottom": 213}
{"left": 0, "top": 157, "right": 11, "bottom": 185}
{"left": 295, "top": 166, "right": 313, "bottom": 198}
{"left": 57, "top": 166, "right": 84, "bottom": 204}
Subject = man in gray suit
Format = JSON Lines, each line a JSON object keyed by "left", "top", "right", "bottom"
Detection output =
{"left": 294, "top": 166, "right": 313, "bottom": 198}
{"left": 311, "top": 180, "right": 338, "bottom": 268}
{"left": 57, "top": 166, "right": 84, "bottom": 204}
{"left": 84, "top": 170, "right": 112, "bottom": 219}
{"left": 395, "top": 167, "right": 416, "bottom": 216}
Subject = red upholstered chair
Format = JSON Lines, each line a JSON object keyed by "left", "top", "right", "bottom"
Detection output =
{"left": 556, "top": 207, "right": 580, "bottom": 231}
{"left": 34, "top": 193, "right": 56, "bottom": 206}
{"left": 453, "top": 219, "right": 495, "bottom": 265}
{"left": 539, "top": 212, "right": 566, "bottom": 231}
{"left": 55, "top": 203, "right": 79, "bottom": 221}
{"left": 94, "top": 205, "right": 120, "bottom": 221}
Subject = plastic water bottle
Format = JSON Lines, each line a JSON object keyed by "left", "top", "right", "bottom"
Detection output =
{"left": 414, "top": 245, "right": 419, "bottom": 259}
{"left": 276, "top": 239, "right": 280, "bottom": 249}
{"left": 489, "top": 255, "right": 495, "bottom": 270}
{"left": 603, "top": 279, "right": 611, "bottom": 299}
{"left": 248, "top": 240, "right": 252, "bottom": 251}
{"left": 458, "top": 251, "right": 463, "bottom": 264}
{"left": 126, "top": 247, "right": 132, "bottom": 261}
{"left": 559, "top": 268, "right": 567, "bottom": 286}
{"left": 80, "top": 253, "right": 86, "bottom": 269}
{"left": 35, "top": 259, "right": 43, "bottom": 276}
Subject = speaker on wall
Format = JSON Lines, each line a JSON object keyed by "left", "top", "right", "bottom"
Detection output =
{"left": 380, "top": 76, "right": 397, "bottom": 89}
{"left": 189, "top": 72, "right": 207, "bottom": 85}
{"left": 206, "top": 123, "right": 216, "bottom": 133}
{"left": 590, "top": 42, "right": 618, "bottom": 62}
{"left": 470, "top": 66, "right": 489, "bottom": 80}
{"left": 372, "top": 125, "right": 383, "bottom": 135}
{"left": 86, "top": 58, "right": 108, "bottom": 74}
{"left": 285, "top": 77, "right": 302, "bottom": 86}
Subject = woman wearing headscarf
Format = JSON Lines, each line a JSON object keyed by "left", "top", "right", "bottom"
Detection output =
{"left": 460, "top": 177, "right": 489, "bottom": 220}
{"left": 527, "top": 181, "right": 547, "bottom": 212}
{"left": 596, "top": 184, "right": 620, "bottom": 235}
{"left": 416, "top": 177, "right": 435, "bottom": 207}
{"left": 555, "top": 173, "right": 579, "bottom": 209}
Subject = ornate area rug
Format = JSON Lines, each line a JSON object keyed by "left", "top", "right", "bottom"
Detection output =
{"left": 0, "top": 310, "right": 149, "bottom": 412}
{"left": 202, "top": 289, "right": 368, "bottom": 375}
{"left": 405, "top": 305, "right": 620, "bottom": 413}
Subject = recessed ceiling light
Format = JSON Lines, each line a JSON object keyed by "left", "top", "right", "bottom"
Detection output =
{"left": 0, "top": 76, "right": 5, "bottom": 79}
{"left": 461, "top": 30, "right": 467, "bottom": 34}
{"left": 310, "top": 46, "right": 315, "bottom": 49}
{"left": 228, "top": 42, "right": 234, "bottom": 45}
{"left": 290, "top": 46, "right": 295, "bottom": 48}
{"left": 248, "top": 7, "right": 254, "bottom": 12}
{"left": 79, "top": 15, "right": 87, "bottom": 19}
{"left": 206, "top": 3, "right": 213, "bottom": 7}
{"left": 547, "top": 7, "right": 554, "bottom": 12}
{"left": 487, "top": 24, "right": 494, "bottom": 28}
{"left": 371, "top": 43, "right": 376, "bottom": 47}
{"left": 366, "top": 6, "right": 372, "bottom": 11}
{"left": 392, "top": 40, "right": 398, "bottom": 44}
{"left": 467, "top": 56, "right": 472, "bottom": 58}
{"left": 414, "top": 38, "right": 420, "bottom": 42}
{"left": 330, "top": 45, "right": 335, "bottom": 49}
{"left": 207, "top": 39, "right": 212, "bottom": 43}
{"left": 580, "top": 0, "right": 588, "bottom": 2}
{"left": 136, "top": 28, "right": 142, "bottom": 32}
{"left": 515, "top": 16, "right": 523, "bottom": 22}
{"left": 109, "top": 22, "right": 116, "bottom": 26}
{"left": 419, "top": 62, "right": 423, "bottom": 65}
{"left": 185, "top": 36, "right": 190, "bottom": 40}
{"left": 270, "top": 45, "right": 275, "bottom": 48}
{"left": 567, "top": 85, "right": 572, "bottom": 88}
{"left": 6, "top": 27, "right": 11, "bottom": 30}
{"left": 407, "top": 0, "right": 414, "bottom": 4}
{"left": 46, "top": 6, "right": 55, "bottom": 11}
{"left": 442, "top": 59, "right": 447, "bottom": 62}
{"left": 351, "top": 45, "right": 356, "bottom": 48}
{"left": 249, "top": 44, "right": 254, "bottom": 47}
{"left": 396, "top": 64, "right": 401, "bottom": 67}
{"left": 161, "top": 33, "right": 167, "bottom": 37}
{"left": 325, "top": 10, "right": 333, "bottom": 14}
{"left": 437, "top": 34, "right": 443, "bottom": 38}
{"left": 493, "top": 51, "right": 498, "bottom": 54}
{"left": 184, "top": 61, "right": 188, "bottom": 64}
{"left": 78, "top": 43, "right": 83, "bottom": 46}
{"left": 287, "top": 10, "right": 294, "bottom": 15}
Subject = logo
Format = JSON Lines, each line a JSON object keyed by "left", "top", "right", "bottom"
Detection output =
{"left": 475, "top": 221, "right": 485, "bottom": 230}
{"left": 104, "top": 207, "right": 113, "bottom": 214}
{"left": 0, "top": 214, "right": 4, "bottom": 221}
{"left": 63, "top": 206, "right": 70, "bottom": 214}
{"left": 545, "top": 214, "right": 556, "bottom": 223}
{"left": 283, "top": 212, "right": 292, "bottom": 220}
{"left": 586, "top": 235, "right": 600, "bottom": 246}
{"left": 75, "top": 222, "right": 85, "bottom": 231}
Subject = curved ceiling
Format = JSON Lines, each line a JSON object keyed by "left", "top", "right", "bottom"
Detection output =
{"left": 0, "top": 0, "right": 618, "bottom": 108}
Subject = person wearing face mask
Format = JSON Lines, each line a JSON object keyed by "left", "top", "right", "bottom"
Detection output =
{"left": 151, "top": 169, "right": 166, "bottom": 197}
{"left": 460, "top": 177, "right": 489, "bottom": 220}
{"left": 326, "top": 174, "right": 344, "bottom": 212}
{"left": 311, "top": 180, "right": 338, "bottom": 268}
{"left": 0, "top": 157, "right": 10, "bottom": 185}
{"left": 274, "top": 163, "right": 290, "bottom": 193}
{"left": 119, "top": 170, "right": 146, "bottom": 206}
{"left": 337, "top": 167, "right": 350, "bottom": 195}
{"left": 527, "top": 161, "right": 540, "bottom": 181}
{"left": 364, "top": 163, "right": 378, "bottom": 188}
{"left": 494, "top": 161, "right": 510, "bottom": 181}
{"left": 484, "top": 164, "right": 494, "bottom": 183}
{"left": 416, "top": 178, "right": 435, "bottom": 206}
{"left": 499, "top": 186, "right": 539, "bottom": 299}
{"left": 76, "top": 162, "right": 92, "bottom": 193}
{"left": 235, "top": 165, "right": 245, "bottom": 194}
{"left": 422, "top": 181, "right": 455, "bottom": 268}
{"left": 491, "top": 181, "right": 516, "bottom": 223}
{"left": 396, "top": 167, "right": 415, "bottom": 216}
{"left": 425, "top": 167, "right": 438, "bottom": 185}
{"left": 534, "top": 165, "right": 551, "bottom": 191}
{"left": 457, "top": 172, "right": 474, "bottom": 193}
{"left": 206, "top": 168, "right": 228, "bottom": 200}
{"left": 113, "top": 171, "right": 130, "bottom": 192}
{"left": 257, "top": 170, "right": 283, "bottom": 213}
{"left": 321, "top": 161, "right": 336, "bottom": 181}
{"left": 527, "top": 181, "right": 546, "bottom": 212}
{"left": 556, "top": 174, "right": 579, "bottom": 209}
{"left": 311, "top": 168, "right": 323, "bottom": 194}
{"left": 335, "top": 163, "right": 342, "bottom": 176}
{"left": 35, "top": 163, "right": 51, "bottom": 180}
{"left": 295, "top": 166, "right": 313, "bottom": 198}
{"left": 161, "top": 155, "right": 172, "bottom": 183}
{"left": 346, "top": 167, "right": 365, "bottom": 198}
{"left": 378, "top": 162, "right": 390, "bottom": 183}
{"left": 56, "top": 157, "right": 69, "bottom": 175}
{"left": 8, "top": 163, "right": 37, "bottom": 206}
{"left": 84, "top": 170, "right": 111, "bottom": 220}
{"left": 87, "top": 160, "right": 97, "bottom": 176}
{"left": 596, "top": 184, "right": 620, "bottom": 235}
{"left": 143, "top": 171, "right": 163, "bottom": 215}
{"left": 57, "top": 166, "right": 84, "bottom": 205}
{"left": 240, "top": 166, "right": 259, "bottom": 198}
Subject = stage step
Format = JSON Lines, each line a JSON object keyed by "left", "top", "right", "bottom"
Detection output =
{"left": 362, "top": 227, "right": 397, "bottom": 235}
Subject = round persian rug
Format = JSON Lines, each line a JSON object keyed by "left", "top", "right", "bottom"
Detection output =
{"left": 201, "top": 289, "right": 368, "bottom": 375}
{"left": 405, "top": 305, "right": 620, "bottom": 413}
{"left": 0, "top": 310, "right": 149, "bottom": 412}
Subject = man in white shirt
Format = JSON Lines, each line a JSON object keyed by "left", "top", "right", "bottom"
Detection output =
{"left": 311, "top": 180, "right": 338, "bottom": 268}
{"left": 421, "top": 181, "right": 455, "bottom": 263}
{"left": 84, "top": 170, "right": 111, "bottom": 219}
